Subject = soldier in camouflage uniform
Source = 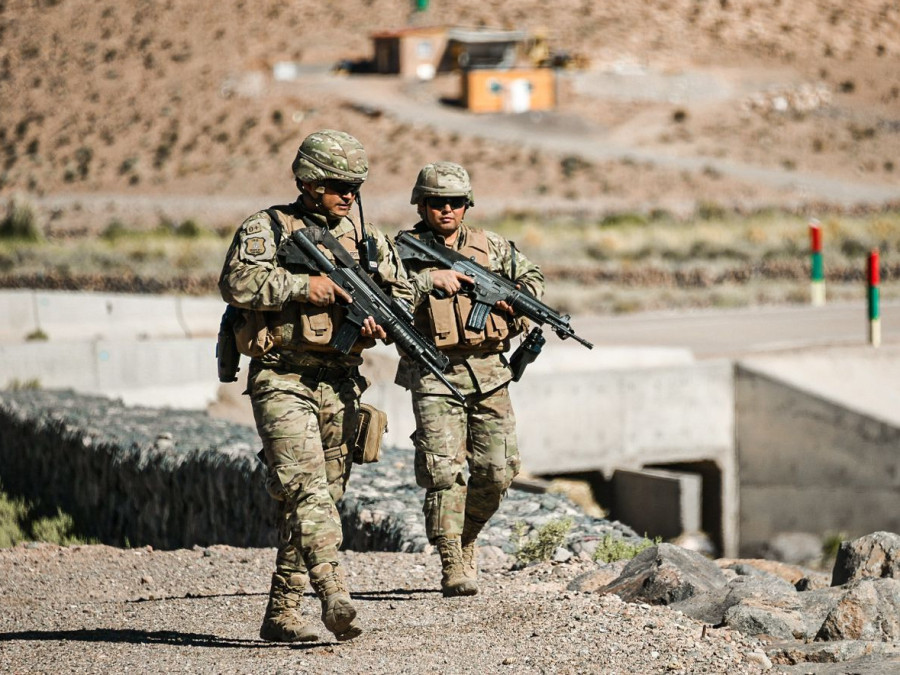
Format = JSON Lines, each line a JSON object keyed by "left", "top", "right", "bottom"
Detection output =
{"left": 394, "top": 162, "right": 545, "bottom": 597}
{"left": 219, "top": 130, "right": 413, "bottom": 642}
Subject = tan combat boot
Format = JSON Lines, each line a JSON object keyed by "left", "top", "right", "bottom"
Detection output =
{"left": 460, "top": 519, "right": 483, "bottom": 595}
{"left": 309, "top": 562, "right": 362, "bottom": 641}
{"left": 259, "top": 572, "right": 319, "bottom": 642}
{"left": 436, "top": 536, "right": 478, "bottom": 597}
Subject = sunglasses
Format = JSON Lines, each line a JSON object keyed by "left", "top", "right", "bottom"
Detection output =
{"left": 323, "top": 180, "right": 361, "bottom": 196}
{"left": 425, "top": 196, "right": 468, "bottom": 210}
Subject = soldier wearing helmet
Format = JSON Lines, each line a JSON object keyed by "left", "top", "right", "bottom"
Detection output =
{"left": 395, "top": 162, "right": 545, "bottom": 597}
{"left": 219, "top": 130, "right": 413, "bottom": 643}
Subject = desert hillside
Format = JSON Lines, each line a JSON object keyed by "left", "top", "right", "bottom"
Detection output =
{"left": 2, "top": 0, "right": 899, "bottom": 233}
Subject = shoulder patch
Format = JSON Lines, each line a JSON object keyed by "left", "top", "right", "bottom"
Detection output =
{"left": 245, "top": 236, "right": 267, "bottom": 256}
{"left": 238, "top": 217, "right": 277, "bottom": 262}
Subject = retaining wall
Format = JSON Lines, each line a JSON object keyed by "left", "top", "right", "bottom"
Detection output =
{"left": 735, "top": 364, "right": 900, "bottom": 557}
{"left": 0, "top": 389, "right": 638, "bottom": 554}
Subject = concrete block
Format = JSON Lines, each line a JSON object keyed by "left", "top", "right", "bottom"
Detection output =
{"left": 735, "top": 365, "right": 900, "bottom": 556}
{"left": 0, "top": 338, "right": 220, "bottom": 409}
{"left": 510, "top": 360, "right": 734, "bottom": 475}
{"left": 0, "top": 290, "right": 38, "bottom": 341}
{"left": 612, "top": 468, "right": 702, "bottom": 541}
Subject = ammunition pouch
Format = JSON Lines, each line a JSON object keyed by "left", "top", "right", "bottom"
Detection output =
{"left": 352, "top": 403, "right": 388, "bottom": 464}
{"left": 234, "top": 309, "right": 275, "bottom": 358}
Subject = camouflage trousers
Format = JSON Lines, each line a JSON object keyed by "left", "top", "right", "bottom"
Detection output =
{"left": 411, "top": 384, "right": 521, "bottom": 542}
{"left": 248, "top": 360, "right": 367, "bottom": 577}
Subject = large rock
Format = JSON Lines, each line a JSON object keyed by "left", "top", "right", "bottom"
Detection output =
{"left": 817, "top": 578, "right": 900, "bottom": 641}
{"left": 599, "top": 543, "right": 727, "bottom": 605}
{"left": 831, "top": 531, "right": 900, "bottom": 586}
{"left": 769, "top": 640, "right": 900, "bottom": 670}
{"left": 672, "top": 566, "right": 796, "bottom": 626}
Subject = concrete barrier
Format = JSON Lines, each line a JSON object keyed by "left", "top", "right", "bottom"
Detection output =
{"left": 0, "top": 338, "right": 221, "bottom": 409}
{"left": 735, "top": 363, "right": 900, "bottom": 557}
{"left": 611, "top": 468, "right": 702, "bottom": 541}
{"left": 0, "top": 289, "right": 222, "bottom": 343}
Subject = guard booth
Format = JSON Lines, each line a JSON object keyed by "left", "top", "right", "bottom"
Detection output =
{"left": 369, "top": 25, "right": 556, "bottom": 112}
{"left": 371, "top": 26, "right": 448, "bottom": 80}
{"left": 446, "top": 27, "right": 556, "bottom": 114}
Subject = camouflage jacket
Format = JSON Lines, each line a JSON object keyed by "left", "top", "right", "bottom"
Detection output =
{"left": 219, "top": 200, "right": 414, "bottom": 368}
{"left": 395, "top": 221, "right": 545, "bottom": 395}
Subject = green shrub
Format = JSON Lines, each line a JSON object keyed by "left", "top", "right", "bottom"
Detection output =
{"left": 0, "top": 483, "right": 94, "bottom": 548}
{"left": 101, "top": 219, "right": 130, "bottom": 241}
{"left": 601, "top": 212, "right": 648, "bottom": 228}
{"left": 592, "top": 533, "right": 660, "bottom": 563}
{"left": 0, "top": 196, "right": 43, "bottom": 241}
{"left": 174, "top": 218, "right": 203, "bottom": 238}
{"left": 5, "top": 378, "right": 41, "bottom": 390}
{"left": 513, "top": 516, "right": 574, "bottom": 564}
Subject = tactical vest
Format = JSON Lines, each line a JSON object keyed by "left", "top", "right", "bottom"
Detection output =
{"left": 406, "top": 227, "right": 515, "bottom": 353}
{"left": 264, "top": 207, "right": 375, "bottom": 355}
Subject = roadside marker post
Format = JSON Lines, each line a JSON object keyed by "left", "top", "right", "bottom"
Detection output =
{"left": 868, "top": 249, "right": 881, "bottom": 347}
{"left": 809, "top": 220, "right": 825, "bottom": 306}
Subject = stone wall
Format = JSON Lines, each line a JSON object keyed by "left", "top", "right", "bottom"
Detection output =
{"left": 0, "top": 389, "right": 639, "bottom": 554}
{"left": 0, "top": 389, "right": 274, "bottom": 549}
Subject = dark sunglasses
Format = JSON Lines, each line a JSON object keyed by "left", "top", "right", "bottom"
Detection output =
{"left": 425, "top": 196, "right": 468, "bottom": 210}
{"left": 323, "top": 180, "right": 361, "bottom": 196}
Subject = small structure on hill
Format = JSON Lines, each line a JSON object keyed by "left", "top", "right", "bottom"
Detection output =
{"left": 370, "top": 25, "right": 556, "bottom": 114}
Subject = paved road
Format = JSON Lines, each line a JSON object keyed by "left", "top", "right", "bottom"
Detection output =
{"left": 573, "top": 300, "right": 900, "bottom": 358}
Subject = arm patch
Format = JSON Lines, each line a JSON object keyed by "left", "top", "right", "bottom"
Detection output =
{"left": 238, "top": 216, "right": 277, "bottom": 262}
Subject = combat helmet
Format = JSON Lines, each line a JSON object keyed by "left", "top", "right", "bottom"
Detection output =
{"left": 292, "top": 129, "right": 369, "bottom": 184}
{"left": 410, "top": 161, "right": 474, "bottom": 207}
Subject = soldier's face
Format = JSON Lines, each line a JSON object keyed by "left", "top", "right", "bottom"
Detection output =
{"left": 422, "top": 196, "right": 467, "bottom": 240}
{"left": 305, "top": 180, "right": 359, "bottom": 219}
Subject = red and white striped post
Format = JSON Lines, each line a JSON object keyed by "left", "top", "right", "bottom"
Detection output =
{"left": 809, "top": 220, "right": 825, "bottom": 306}
{"left": 868, "top": 249, "right": 881, "bottom": 347}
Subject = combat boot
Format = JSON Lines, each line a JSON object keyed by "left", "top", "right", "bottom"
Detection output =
{"left": 460, "top": 519, "right": 483, "bottom": 595}
{"left": 436, "top": 536, "right": 478, "bottom": 597}
{"left": 309, "top": 562, "right": 362, "bottom": 641}
{"left": 259, "top": 572, "right": 319, "bottom": 643}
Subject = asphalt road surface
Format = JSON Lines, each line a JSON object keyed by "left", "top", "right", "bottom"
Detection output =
{"left": 573, "top": 300, "right": 899, "bottom": 359}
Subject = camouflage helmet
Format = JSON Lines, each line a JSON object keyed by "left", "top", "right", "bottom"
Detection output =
{"left": 292, "top": 129, "right": 369, "bottom": 184}
{"left": 410, "top": 161, "right": 474, "bottom": 207}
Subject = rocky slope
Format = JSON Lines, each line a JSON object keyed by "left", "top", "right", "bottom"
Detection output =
{"left": 2, "top": 0, "right": 899, "bottom": 234}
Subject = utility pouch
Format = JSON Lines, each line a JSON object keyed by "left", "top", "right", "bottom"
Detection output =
{"left": 234, "top": 309, "right": 274, "bottom": 357}
{"left": 216, "top": 306, "right": 241, "bottom": 382}
{"left": 352, "top": 403, "right": 388, "bottom": 464}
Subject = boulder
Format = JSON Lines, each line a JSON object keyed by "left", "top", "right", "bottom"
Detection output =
{"left": 566, "top": 560, "right": 629, "bottom": 593}
{"left": 769, "top": 639, "right": 900, "bottom": 669}
{"left": 599, "top": 543, "right": 727, "bottom": 605}
{"left": 831, "top": 531, "right": 900, "bottom": 586}
{"left": 817, "top": 578, "right": 900, "bottom": 641}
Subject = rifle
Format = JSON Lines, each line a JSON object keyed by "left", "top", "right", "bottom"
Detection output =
{"left": 280, "top": 227, "right": 465, "bottom": 402}
{"left": 394, "top": 231, "right": 594, "bottom": 350}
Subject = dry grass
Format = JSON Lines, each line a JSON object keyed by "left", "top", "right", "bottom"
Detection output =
{"left": 2, "top": 203, "right": 897, "bottom": 313}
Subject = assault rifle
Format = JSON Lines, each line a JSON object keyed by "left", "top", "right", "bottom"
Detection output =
{"left": 395, "top": 231, "right": 593, "bottom": 347}
{"left": 280, "top": 227, "right": 465, "bottom": 401}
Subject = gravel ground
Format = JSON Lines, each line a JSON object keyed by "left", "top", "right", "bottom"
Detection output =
{"left": 0, "top": 543, "right": 778, "bottom": 674}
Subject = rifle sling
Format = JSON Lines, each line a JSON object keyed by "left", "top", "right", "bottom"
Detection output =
{"left": 266, "top": 207, "right": 361, "bottom": 271}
